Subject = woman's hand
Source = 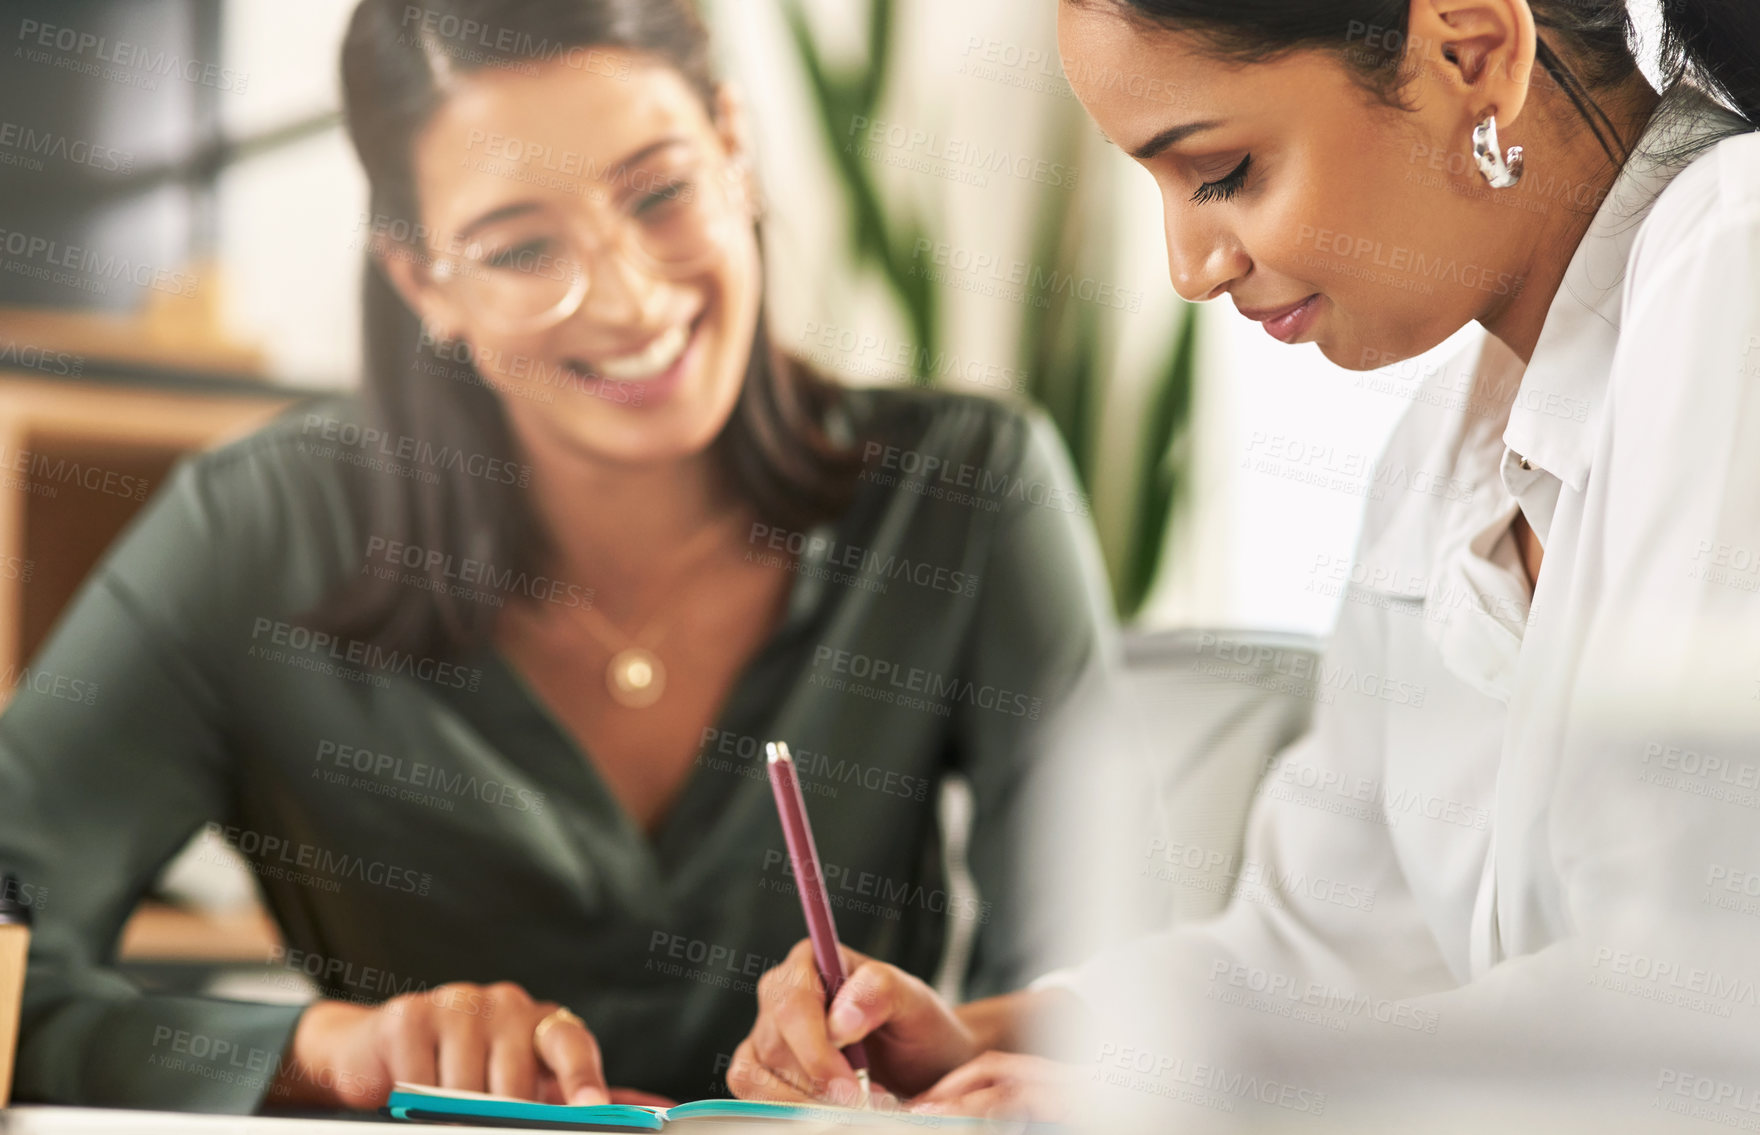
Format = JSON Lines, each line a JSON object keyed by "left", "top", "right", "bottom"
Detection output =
{"left": 911, "top": 1053, "right": 1078, "bottom": 1123}
{"left": 726, "top": 939, "right": 979, "bottom": 1103}
{"left": 267, "top": 982, "right": 611, "bottom": 1110}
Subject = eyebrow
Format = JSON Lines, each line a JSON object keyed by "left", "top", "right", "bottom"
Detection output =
{"left": 458, "top": 202, "right": 539, "bottom": 241}
{"left": 1121, "top": 119, "right": 1225, "bottom": 161}
{"left": 456, "top": 136, "right": 690, "bottom": 239}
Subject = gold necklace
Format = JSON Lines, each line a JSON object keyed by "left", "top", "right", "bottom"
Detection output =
{"left": 568, "top": 517, "right": 741, "bottom": 709}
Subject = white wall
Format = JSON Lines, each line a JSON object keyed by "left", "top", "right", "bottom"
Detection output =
{"left": 217, "top": 0, "right": 365, "bottom": 388}
{"left": 1146, "top": 307, "right": 1480, "bottom": 635}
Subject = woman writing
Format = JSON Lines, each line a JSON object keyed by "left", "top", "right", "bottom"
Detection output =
{"left": 731, "top": 0, "right": 1760, "bottom": 1123}
{"left": 0, "top": 0, "right": 1116, "bottom": 1112}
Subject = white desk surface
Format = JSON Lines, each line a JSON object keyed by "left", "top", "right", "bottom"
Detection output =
{"left": 2, "top": 1105, "right": 967, "bottom": 1133}
{"left": 6, "top": 1107, "right": 405, "bottom": 1133}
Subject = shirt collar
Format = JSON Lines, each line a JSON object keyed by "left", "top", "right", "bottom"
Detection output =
{"left": 1503, "top": 87, "right": 1748, "bottom": 493}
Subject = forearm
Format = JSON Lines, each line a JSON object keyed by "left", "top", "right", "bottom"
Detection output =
{"left": 17, "top": 986, "right": 306, "bottom": 1111}
{"left": 954, "top": 986, "right": 1088, "bottom": 1058}
{"left": 263, "top": 1000, "right": 374, "bottom": 1110}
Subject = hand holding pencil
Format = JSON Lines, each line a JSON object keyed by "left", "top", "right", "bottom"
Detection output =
{"left": 764, "top": 741, "right": 873, "bottom": 1106}
{"left": 724, "top": 742, "right": 981, "bottom": 1106}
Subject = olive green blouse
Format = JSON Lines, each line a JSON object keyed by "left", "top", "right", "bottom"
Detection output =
{"left": 0, "top": 385, "right": 1116, "bottom": 1111}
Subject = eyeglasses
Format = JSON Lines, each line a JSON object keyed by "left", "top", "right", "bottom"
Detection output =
{"left": 430, "top": 149, "right": 750, "bottom": 334}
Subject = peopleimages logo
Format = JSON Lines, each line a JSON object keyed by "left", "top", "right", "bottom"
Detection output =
{"left": 797, "top": 319, "right": 1028, "bottom": 394}
{"left": 1297, "top": 224, "right": 1525, "bottom": 298}
{"left": 0, "top": 226, "right": 197, "bottom": 297}
{"left": 845, "top": 115, "right": 1079, "bottom": 191}
{"left": 759, "top": 849, "right": 993, "bottom": 924}
{"left": 0, "top": 122, "right": 133, "bottom": 173}
{"left": 809, "top": 646, "right": 1042, "bottom": 720}
{"left": 268, "top": 945, "right": 450, "bottom": 1003}
{"left": 204, "top": 822, "right": 434, "bottom": 897}
{"left": 746, "top": 522, "right": 979, "bottom": 599}
{"left": 0, "top": 440, "right": 149, "bottom": 501}
{"left": 1092, "top": 1043, "right": 1328, "bottom": 1116}
{"left": 1207, "top": 960, "right": 1439, "bottom": 1033}
{"left": 15, "top": 19, "right": 249, "bottom": 92}
{"left": 312, "top": 739, "right": 546, "bottom": 816}
{"left": 363, "top": 535, "right": 592, "bottom": 609}
{"left": 911, "top": 238, "right": 1144, "bottom": 312}
{"left": 247, "top": 617, "right": 483, "bottom": 692}
{"left": 859, "top": 441, "right": 1092, "bottom": 517}
{"left": 299, "top": 415, "right": 532, "bottom": 487}
{"left": 698, "top": 727, "right": 931, "bottom": 803}
{"left": 1144, "top": 838, "right": 1380, "bottom": 911}
{"left": 1656, "top": 1069, "right": 1760, "bottom": 1119}
{"left": 1, "top": 663, "right": 98, "bottom": 707}
{"left": 1242, "top": 432, "right": 1476, "bottom": 505}
{"left": 1194, "top": 632, "right": 1429, "bottom": 708}
{"left": 0, "top": 875, "right": 46, "bottom": 915}
{"left": 398, "top": 5, "right": 636, "bottom": 78}
{"left": 0, "top": 334, "right": 82, "bottom": 377}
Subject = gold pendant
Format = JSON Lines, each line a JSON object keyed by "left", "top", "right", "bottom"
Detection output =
{"left": 606, "top": 647, "right": 664, "bottom": 709}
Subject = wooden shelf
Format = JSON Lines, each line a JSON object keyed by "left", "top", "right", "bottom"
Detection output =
{"left": 117, "top": 901, "right": 284, "bottom": 963}
{"left": 0, "top": 371, "right": 295, "bottom": 703}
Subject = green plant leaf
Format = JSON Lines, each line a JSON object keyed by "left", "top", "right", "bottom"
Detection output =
{"left": 783, "top": 0, "right": 936, "bottom": 381}
{"left": 861, "top": 0, "right": 896, "bottom": 111}
{"left": 776, "top": 0, "right": 1195, "bottom": 598}
{"left": 1118, "top": 303, "right": 1198, "bottom": 618}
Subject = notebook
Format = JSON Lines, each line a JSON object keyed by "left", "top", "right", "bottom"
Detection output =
{"left": 386, "top": 1082, "right": 994, "bottom": 1130}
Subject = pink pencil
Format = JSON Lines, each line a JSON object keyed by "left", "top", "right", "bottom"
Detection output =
{"left": 765, "top": 741, "right": 873, "bottom": 1108}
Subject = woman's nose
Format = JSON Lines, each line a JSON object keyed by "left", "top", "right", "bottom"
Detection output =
{"left": 1163, "top": 198, "right": 1245, "bottom": 304}
{"left": 575, "top": 236, "right": 663, "bottom": 326}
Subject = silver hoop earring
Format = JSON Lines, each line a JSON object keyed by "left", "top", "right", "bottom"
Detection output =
{"left": 1472, "top": 113, "right": 1524, "bottom": 189}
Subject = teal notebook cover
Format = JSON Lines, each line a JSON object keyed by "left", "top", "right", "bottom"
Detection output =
{"left": 387, "top": 1084, "right": 668, "bottom": 1130}
{"left": 386, "top": 1083, "right": 994, "bottom": 1129}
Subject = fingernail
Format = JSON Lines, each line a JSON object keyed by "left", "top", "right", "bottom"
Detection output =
{"left": 912, "top": 1102, "right": 946, "bottom": 1115}
{"left": 829, "top": 1078, "right": 860, "bottom": 1104}
{"left": 827, "top": 1001, "right": 864, "bottom": 1040}
{"left": 570, "top": 1088, "right": 607, "bottom": 1106}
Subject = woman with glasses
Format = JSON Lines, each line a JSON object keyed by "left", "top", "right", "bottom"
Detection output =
{"left": 0, "top": 0, "right": 1118, "bottom": 1114}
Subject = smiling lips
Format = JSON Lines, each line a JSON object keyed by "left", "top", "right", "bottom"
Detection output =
{"left": 590, "top": 321, "right": 693, "bottom": 382}
{"left": 1237, "top": 294, "right": 1321, "bottom": 344}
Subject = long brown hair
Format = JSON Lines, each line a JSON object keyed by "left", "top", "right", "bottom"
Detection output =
{"left": 310, "top": 0, "right": 859, "bottom": 659}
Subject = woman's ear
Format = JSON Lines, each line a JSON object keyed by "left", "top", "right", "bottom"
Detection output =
{"left": 1408, "top": 0, "right": 1538, "bottom": 126}
{"left": 712, "top": 81, "right": 762, "bottom": 214}
{"left": 372, "top": 233, "right": 464, "bottom": 342}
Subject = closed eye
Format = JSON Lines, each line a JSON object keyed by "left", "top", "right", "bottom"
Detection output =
{"left": 482, "top": 238, "right": 558, "bottom": 270}
{"left": 1191, "top": 154, "right": 1252, "bottom": 205}
{"left": 633, "top": 180, "right": 694, "bottom": 219}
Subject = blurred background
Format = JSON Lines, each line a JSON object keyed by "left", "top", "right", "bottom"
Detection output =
{"left": 0, "top": 0, "right": 1521, "bottom": 649}
{"left": 0, "top": 0, "right": 1666, "bottom": 997}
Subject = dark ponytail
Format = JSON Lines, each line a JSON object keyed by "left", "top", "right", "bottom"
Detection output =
{"left": 1657, "top": 0, "right": 1760, "bottom": 128}
{"left": 1074, "top": 0, "right": 1758, "bottom": 165}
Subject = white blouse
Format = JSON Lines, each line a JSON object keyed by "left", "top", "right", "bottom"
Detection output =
{"left": 1064, "top": 89, "right": 1760, "bottom": 1130}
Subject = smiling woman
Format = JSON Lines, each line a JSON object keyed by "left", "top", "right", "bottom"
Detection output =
{"left": 318, "top": 0, "right": 852, "bottom": 659}
{"left": 0, "top": 0, "right": 1129, "bottom": 1116}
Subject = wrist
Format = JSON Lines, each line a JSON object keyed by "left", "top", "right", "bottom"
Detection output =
{"left": 267, "top": 1000, "right": 371, "bottom": 1109}
{"left": 951, "top": 993, "right": 1022, "bottom": 1056}
{"left": 953, "top": 988, "right": 1085, "bottom": 1056}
